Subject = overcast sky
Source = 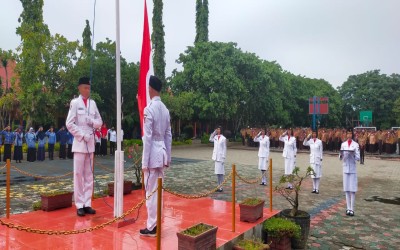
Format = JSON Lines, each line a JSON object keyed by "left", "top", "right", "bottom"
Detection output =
{"left": 1, "top": 0, "right": 399, "bottom": 88}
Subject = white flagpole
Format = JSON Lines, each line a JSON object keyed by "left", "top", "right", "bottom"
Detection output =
{"left": 114, "top": 0, "right": 124, "bottom": 217}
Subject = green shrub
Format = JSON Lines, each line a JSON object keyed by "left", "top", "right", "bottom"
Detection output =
{"left": 40, "top": 190, "right": 72, "bottom": 197}
{"left": 263, "top": 217, "right": 301, "bottom": 239}
{"left": 172, "top": 139, "right": 192, "bottom": 146}
{"left": 181, "top": 223, "right": 214, "bottom": 236}
{"left": 201, "top": 133, "right": 210, "bottom": 144}
{"left": 240, "top": 198, "right": 264, "bottom": 206}
{"left": 32, "top": 201, "right": 42, "bottom": 211}
{"left": 235, "top": 237, "right": 266, "bottom": 250}
{"left": 123, "top": 139, "right": 143, "bottom": 147}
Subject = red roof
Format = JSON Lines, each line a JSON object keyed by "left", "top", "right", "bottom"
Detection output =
{"left": 0, "top": 60, "right": 18, "bottom": 90}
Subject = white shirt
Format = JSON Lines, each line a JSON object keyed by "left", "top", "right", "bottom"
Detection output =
{"left": 108, "top": 130, "right": 117, "bottom": 142}
{"left": 141, "top": 96, "right": 172, "bottom": 168}
{"left": 66, "top": 95, "right": 102, "bottom": 153}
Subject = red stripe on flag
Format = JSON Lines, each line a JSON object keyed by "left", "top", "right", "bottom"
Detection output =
{"left": 137, "top": 0, "right": 152, "bottom": 137}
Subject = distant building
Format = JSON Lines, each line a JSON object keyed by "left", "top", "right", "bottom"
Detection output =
{"left": 0, "top": 60, "right": 18, "bottom": 90}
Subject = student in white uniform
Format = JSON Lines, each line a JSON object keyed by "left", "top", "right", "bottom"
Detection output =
{"left": 339, "top": 127, "right": 360, "bottom": 217}
{"left": 66, "top": 77, "right": 103, "bottom": 217}
{"left": 140, "top": 76, "right": 172, "bottom": 237}
{"left": 253, "top": 129, "right": 270, "bottom": 185}
{"left": 279, "top": 128, "right": 297, "bottom": 189}
{"left": 209, "top": 126, "right": 227, "bottom": 192}
{"left": 303, "top": 129, "right": 323, "bottom": 194}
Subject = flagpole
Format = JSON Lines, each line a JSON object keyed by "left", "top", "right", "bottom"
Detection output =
{"left": 114, "top": 0, "right": 124, "bottom": 217}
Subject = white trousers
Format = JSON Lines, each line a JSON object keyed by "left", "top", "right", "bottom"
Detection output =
{"left": 73, "top": 152, "right": 94, "bottom": 209}
{"left": 144, "top": 167, "right": 164, "bottom": 231}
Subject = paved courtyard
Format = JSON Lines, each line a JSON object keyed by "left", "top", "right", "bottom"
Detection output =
{"left": 0, "top": 142, "right": 399, "bottom": 249}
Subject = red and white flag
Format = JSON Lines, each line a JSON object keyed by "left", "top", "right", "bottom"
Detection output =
{"left": 137, "top": 0, "right": 153, "bottom": 136}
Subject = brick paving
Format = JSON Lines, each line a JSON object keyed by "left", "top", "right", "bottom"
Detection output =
{"left": 0, "top": 142, "right": 399, "bottom": 249}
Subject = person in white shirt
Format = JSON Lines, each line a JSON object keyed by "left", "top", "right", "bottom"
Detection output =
{"left": 108, "top": 127, "right": 117, "bottom": 155}
{"left": 140, "top": 75, "right": 172, "bottom": 237}
{"left": 253, "top": 129, "right": 270, "bottom": 185}
{"left": 339, "top": 127, "right": 360, "bottom": 217}
{"left": 209, "top": 126, "right": 227, "bottom": 192}
{"left": 279, "top": 128, "right": 297, "bottom": 189}
{"left": 303, "top": 129, "right": 323, "bottom": 194}
{"left": 66, "top": 77, "right": 102, "bottom": 217}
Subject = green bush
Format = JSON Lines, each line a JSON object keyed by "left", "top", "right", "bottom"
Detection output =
{"left": 123, "top": 139, "right": 143, "bottom": 147}
{"left": 201, "top": 133, "right": 210, "bottom": 144}
{"left": 172, "top": 139, "right": 192, "bottom": 146}
{"left": 263, "top": 217, "right": 301, "bottom": 239}
{"left": 32, "top": 201, "right": 42, "bottom": 211}
{"left": 182, "top": 125, "right": 193, "bottom": 138}
{"left": 235, "top": 237, "right": 266, "bottom": 250}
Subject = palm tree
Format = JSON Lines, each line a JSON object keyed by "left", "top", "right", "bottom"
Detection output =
{"left": 0, "top": 50, "right": 12, "bottom": 93}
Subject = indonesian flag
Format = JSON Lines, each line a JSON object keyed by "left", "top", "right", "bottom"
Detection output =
{"left": 137, "top": 0, "right": 153, "bottom": 136}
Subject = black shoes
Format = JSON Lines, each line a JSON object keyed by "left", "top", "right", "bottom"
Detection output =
{"left": 140, "top": 226, "right": 157, "bottom": 237}
{"left": 216, "top": 188, "right": 223, "bottom": 192}
{"left": 77, "top": 207, "right": 96, "bottom": 216}
{"left": 312, "top": 190, "right": 320, "bottom": 194}
{"left": 77, "top": 208, "right": 85, "bottom": 217}
{"left": 285, "top": 187, "right": 293, "bottom": 190}
{"left": 346, "top": 210, "right": 354, "bottom": 216}
{"left": 259, "top": 183, "right": 266, "bottom": 186}
{"left": 83, "top": 207, "right": 96, "bottom": 214}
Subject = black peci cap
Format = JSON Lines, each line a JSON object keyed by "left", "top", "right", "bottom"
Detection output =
{"left": 149, "top": 75, "right": 162, "bottom": 92}
{"left": 78, "top": 77, "right": 90, "bottom": 86}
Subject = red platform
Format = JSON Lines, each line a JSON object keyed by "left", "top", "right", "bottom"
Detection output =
{"left": 0, "top": 190, "right": 279, "bottom": 249}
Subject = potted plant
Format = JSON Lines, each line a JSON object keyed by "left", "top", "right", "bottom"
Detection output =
{"left": 107, "top": 180, "right": 133, "bottom": 196}
{"left": 275, "top": 166, "right": 314, "bottom": 249}
{"left": 233, "top": 237, "right": 270, "bottom": 250}
{"left": 263, "top": 217, "right": 301, "bottom": 250}
{"left": 40, "top": 191, "right": 73, "bottom": 211}
{"left": 177, "top": 222, "right": 218, "bottom": 250}
{"left": 127, "top": 144, "right": 142, "bottom": 190}
{"left": 239, "top": 198, "right": 265, "bottom": 223}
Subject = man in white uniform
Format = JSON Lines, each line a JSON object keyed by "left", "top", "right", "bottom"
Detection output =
{"left": 66, "top": 77, "right": 102, "bottom": 216}
{"left": 303, "top": 129, "right": 323, "bottom": 194}
{"left": 339, "top": 128, "right": 360, "bottom": 217}
{"left": 209, "top": 126, "right": 227, "bottom": 192}
{"left": 108, "top": 127, "right": 117, "bottom": 155}
{"left": 253, "top": 129, "right": 270, "bottom": 185}
{"left": 140, "top": 76, "right": 172, "bottom": 237}
{"left": 279, "top": 128, "right": 297, "bottom": 189}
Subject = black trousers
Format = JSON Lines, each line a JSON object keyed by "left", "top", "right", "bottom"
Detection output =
{"left": 110, "top": 141, "right": 115, "bottom": 155}
{"left": 100, "top": 139, "right": 107, "bottom": 155}
{"left": 3, "top": 144, "right": 12, "bottom": 162}
{"left": 13, "top": 146, "right": 23, "bottom": 161}
{"left": 59, "top": 144, "right": 66, "bottom": 159}
{"left": 48, "top": 144, "right": 54, "bottom": 160}
{"left": 95, "top": 142, "right": 101, "bottom": 156}
{"left": 360, "top": 146, "right": 365, "bottom": 164}
{"left": 27, "top": 148, "right": 36, "bottom": 162}
{"left": 67, "top": 144, "right": 73, "bottom": 159}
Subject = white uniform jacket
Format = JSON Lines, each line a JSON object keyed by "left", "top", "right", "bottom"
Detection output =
{"left": 279, "top": 135, "right": 297, "bottom": 159}
{"left": 209, "top": 132, "right": 227, "bottom": 162}
{"left": 254, "top": 135, "right": 270, "bottom": 158}
{"left": 303, "top": 138, "right": 323, "bottom": 164}
{"left": 66, "top": 95, "right": 102, "bottom": 153}
{"left": 142, "top": 96, "right": 172, "bottom": 169}
{"left": 339, "top": 140, "right": 360, "bottom": 173}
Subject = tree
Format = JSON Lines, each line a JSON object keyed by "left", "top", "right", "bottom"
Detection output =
{"left": 392, "top": 97, "right": 400, "bottom": 125}
{"left": 81, "top": 20, "right": 92, "bottom": 57}
{"left": 195, "top": 0, "right": 209, "bottom": 43}
{"left": 338, "top": 70, "right": 400, "bottom": 129}
{"left": 152, "top": 0, "right": 166, "bottom": 84}
{"left": 16, "top": 0, "right": 50, "bottom": 87}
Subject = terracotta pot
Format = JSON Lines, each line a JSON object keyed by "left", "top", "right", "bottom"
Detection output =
{"left": 41, "top": 192, "right": 73, "bottom": 212}
{"left": 108, "top": 181, "right": 132, "bottom": 196}
{"left": 267, "top": 236, "right": 291, "bottom": 250}
{"left": 177, "top": 223, "right": 218, "bottom": 250}
{"left": 239, "top": 200, "right": 265, "bottom": 222}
